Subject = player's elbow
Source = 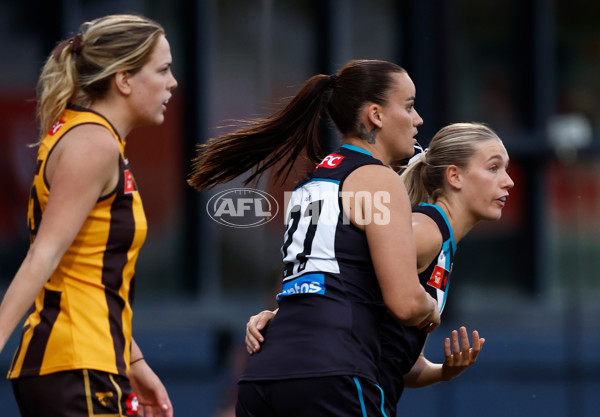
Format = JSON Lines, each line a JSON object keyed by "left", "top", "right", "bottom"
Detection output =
{"left": 385, "top": 291, "right": 432, "bottom": 326}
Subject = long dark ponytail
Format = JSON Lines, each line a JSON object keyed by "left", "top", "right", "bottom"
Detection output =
{"left": 188, "top": 74, "right": 332, "bottom": 190}
{"left": 188, "top": 59, "right": 406, "bottom": 191}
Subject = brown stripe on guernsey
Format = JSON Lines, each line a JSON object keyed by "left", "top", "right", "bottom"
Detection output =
{"left": 102, "top": 182, "right": 136, "bottom": 373}
{"left": 20, "top": 290, "right": 62, "bottom": 373}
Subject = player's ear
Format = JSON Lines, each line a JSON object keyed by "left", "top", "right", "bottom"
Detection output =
{"left": 358, "top": 103, "right": 383, "bottom": 130}
{"left": 114, "top": 71, "right": 132, "bottom": 96}
{"left": 446, "top": 165, "right": 462, "bottom": 190}
{"left": 365, "top": 104, "right": 383, "bottom": 129}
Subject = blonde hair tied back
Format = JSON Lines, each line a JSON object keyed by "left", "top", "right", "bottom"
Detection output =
{"left": 36, "top": 14, "right": 165, "bottom": 143}
{"left": 401, "top": 122, "right": 502, "bottom": 206}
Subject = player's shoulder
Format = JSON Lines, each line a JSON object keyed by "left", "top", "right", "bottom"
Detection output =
{"left": 49, "top": 124, "right": 120, "bottom": 180}
{"left": 347, "top": 163, "right": 403, "bottom": 189}
{"left": 413, "top": 212, "right": 443, "bottom": 266}
{"left": 60, "top": 124, "right": 120, "bottom": 156}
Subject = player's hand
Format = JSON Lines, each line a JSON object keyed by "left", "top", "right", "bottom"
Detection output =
{"left": 441, "top": 326, "right": 485, "bottom": 381}
{"left": 128, "top": 360, "right": 173, "bottom": 417}
{"left": 245, "top": 309, "right": 276, "bottom": 354}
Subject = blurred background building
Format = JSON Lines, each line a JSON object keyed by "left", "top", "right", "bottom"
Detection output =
{"left": 1, "top": 0, "right": 599, "bottom": 415}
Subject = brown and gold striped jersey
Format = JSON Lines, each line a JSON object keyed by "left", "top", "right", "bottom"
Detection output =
{"left": 8, "top": 107, "right": 147, "bottom": 379}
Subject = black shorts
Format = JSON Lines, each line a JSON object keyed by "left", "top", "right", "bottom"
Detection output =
{"left": 236, "top": 375, "right": 389, "bottom": 417}
{"left": 11, "top": 369, "right": 139, "bottom": 417}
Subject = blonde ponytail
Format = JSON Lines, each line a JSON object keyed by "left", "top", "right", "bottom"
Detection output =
{"left": 37, "top": 41, "right": 80, "bottom": 140}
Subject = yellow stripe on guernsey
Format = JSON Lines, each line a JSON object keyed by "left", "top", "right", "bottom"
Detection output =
{"left": 8, "top": 108, "right": 147, "bottom": 379}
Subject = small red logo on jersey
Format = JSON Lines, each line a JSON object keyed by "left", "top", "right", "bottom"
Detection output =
{"left": 124, "top": 170, "right": 135, "bottom": 194}
{"left": 49, "top": 119, "right": 65, "bottom": 136}
{"left": 316, "top": 154, "right": 344, "bottom": 169}
{"left": 125, "top": 393, "right": 139, "bottom": 415}
{"left": 427, "top": 265, "right": 448, "bottom": 291}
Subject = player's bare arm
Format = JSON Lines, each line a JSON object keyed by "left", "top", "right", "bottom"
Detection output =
{"left": 403, "top": 326, "right": 485, "bottom": 388}
{"left": 0, "top": 126, "right": 118, "bottom": 353}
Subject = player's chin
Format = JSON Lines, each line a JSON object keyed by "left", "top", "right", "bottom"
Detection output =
{"left": 484, "top": 208, "right": 503, "bottom": 222}
{"left": 155, "top": 111, "right": 166, "bottom": 124}
{"left": 396, "top": 146, "right": 414, "bottom": 161}
{"left": 148, "top": 113, "right": 166, "bottom": 127}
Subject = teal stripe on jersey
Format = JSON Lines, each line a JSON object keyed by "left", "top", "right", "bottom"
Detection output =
{"left": 421, "top": 202, "right": 457, "bottom": 252}
{"left": 341, "top": 144, "right": 373, "bottom": 156}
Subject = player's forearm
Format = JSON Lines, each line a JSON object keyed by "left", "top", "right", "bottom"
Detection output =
{"left": 403, "top": 356, "right": 444, "bottom": 388}
{"left": 0, "top": 250, "right": 56, "bottom": 352}
{"left": 131, "top": 338, "right": 144, "bottom": 362}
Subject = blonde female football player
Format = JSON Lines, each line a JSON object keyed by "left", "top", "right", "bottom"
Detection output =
{"left": 0, "top": 14, "right": 177, "bottom": 417}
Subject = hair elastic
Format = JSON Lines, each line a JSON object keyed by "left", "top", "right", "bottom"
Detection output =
{"left": 52, "top": 33, "right": 83, "bottom": 60}
{"left": 407, "top": 142, "right": 428, "bottom": 166}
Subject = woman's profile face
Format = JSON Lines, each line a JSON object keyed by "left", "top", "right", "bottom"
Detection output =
{"left": 377, "top": 72, "right": 424, "bottom": 162}
{"left": 460, "top": 139, "right": 514, "bottom": 222}
{"left": 127, "top": 35, "right": 178, "bottom": 127}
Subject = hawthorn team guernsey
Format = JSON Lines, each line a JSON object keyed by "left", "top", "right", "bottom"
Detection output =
{"left": 241, "top": 144, "right": 387, "bottom": 383}
{"left": 378, "top": 203, "right": 457, "bottom": 409}
{"left": 8, "top": 108, "right": 147, "bottom": 379}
